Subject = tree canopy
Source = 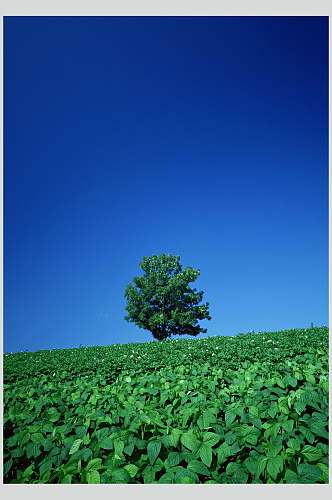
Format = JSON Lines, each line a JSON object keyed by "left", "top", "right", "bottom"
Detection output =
{"left": 125, "top": 254, "right": 211, "bottom": 340}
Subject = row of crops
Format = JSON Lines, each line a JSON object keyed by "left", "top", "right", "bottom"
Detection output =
{"left": 3, "top": 327, "right": 329, "bottom": 483}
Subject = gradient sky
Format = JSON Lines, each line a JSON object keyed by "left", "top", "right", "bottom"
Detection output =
{"left": 4, "top": 16, "right": 328, "bottom": 352}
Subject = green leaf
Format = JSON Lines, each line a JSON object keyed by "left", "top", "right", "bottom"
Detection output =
{"left": 42, "top": 423, "right": 54, "bottom": 433}
{"left": 243, "top": 457, "right": 257, "bottom": 475}
{"left": 309, "top": 420, "right": 328, "bottom": 439}
{"left": 300, "top": 445, "right": 323, "bottom": 462}
{"left": 4, "top": 459, "right": 13, "bottom": 476}
{"left": 244, "top": 432, "right": 258, "bottom": 446}
{"left": 81, "top": 447, "right": 92, "bottom": 462}
{"left": 69, "top": 438, "right": 82, "bottom": 455}
{"left": 268, "top": 402, "right": 278, "bottom": 418}
{"left": 226, "top": 462, "right": 248, "bottom": 483}
{"left": 86, "top": 458, "right": 103, "bottom": 471}
{"left": 26, "top": 442, "right": 41, "bottom": 458}
{"left": 297, "top": 463, "right": 322, "bottom": 483}
{"left": 7, "top": 435, "right": 18, "bottom": 448}
{"left": 225, "top": 410, "right": 236, "bottom": 427}
{"left": 74, "top": 425, "right": 88, "bottom": 438}
{"left": 284, "top": 469, "right": 302, "bottom": 483}
{"left": 111, "top": 468, "right": 131, "bottom": 483}
{"left": 179, "top": 475, "right": 195, "bottom": 483}
{"left": 188, "top": 460, "right": 210, "bottom": 476}
{"left": 198, "top": 410, "right": 217, "bottom": 430}
{"left": 47, "top": 407, "right": 60, "bottom": 422}
{"left": 299, "top": 426, "right": 315, "bottom": 444}
{"left": 61, "top": 461, "right": 78, "bottom": 476}
{"left": 266, "top": 456, "right": 283, "bottom": 480}
{"left": 158, "top": 471, "right": 175, "bottom": 483}
{"left": 294, "top": 400, "right": 306, "bottom": 414}
{"left": 99, "top": 436, "right": 114, "bottom": 450}
{"left": 22, "top": 464, "right": 34, "bottom": 479}
{"left": 216, "top": 442, "right": 232, "bottom": 465}
{"left": 248, "top": 406, "right": 259, "bottom": 417}
{"left": 166, "top": 452, "right": 181, "bottom": 467}
{"left": 276, "top": 377, "right": 285, "bottom": 388}
{"left": 202, "top": 432, "right": 220, "bottom": 447}
{"left": 124, "top": 464, "right": 139, "bottom": 478}
{"left": 175, "top": 468, "right": 198, "bottom": 484}
{"left": 61, "top": 474, "right": 72, "bottom": 484}
{"left": 30, "top": 432, "right": 44, "bottom": 444}
{"left": 11, "top": 447, "right": 24, "bottom": 458}
{"left": 266, "top": 436, "right": 283, "bottom": 457}
{"left": 147, "top": 440, "right": 161, "bottom": 465}
{"left": 285, "top": 375, "right": 297, "bottom": 387}
{"left": 264, "top": 422, "right": 281, "bottom": 439}
{"left": 317, "top": 463, "right": 329, "bottom": 483}
{"left": 124, "top": 443, "right": 135, "bottom": 456}
{"left": 255, "top": 456, "right": 268, "bottom": 478}
{"left": 180, "top": 430, "right": 200, "bottom": 452}
{"left": 282, "top": 420, "right": 294, "bottom": 433}
{"left": 82, "top": 434, "right": 90, "bottom": 446}
{"left": 169, "top": 428, "right": 181, "bottom": 447}
{"left": 87, "top": 470, "right": 100, "bottom": 484}
{"left": 181, "top": 407, "right": 194, "bottom": 426}
{"left": 199, "top": 442, "right": 212, "bottom": 468}
{"left": 114, "top": 439, "right": 124, "bottom": 458}
{"left": 288, "top": 437, "right": 302, "bottom": 451}
{"left": 304, "top": 372, "right": 315, "bottom": 384}
{"left": 152, "top": 457, "right": 164, "bottom": 474}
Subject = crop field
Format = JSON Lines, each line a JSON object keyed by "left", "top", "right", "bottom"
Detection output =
{"left": 3, "top": 327, "right": 329, "bottom": 484}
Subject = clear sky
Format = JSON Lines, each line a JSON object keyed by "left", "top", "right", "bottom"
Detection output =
{"left": 4, "top": 16, "right": 328, "bottom": 353}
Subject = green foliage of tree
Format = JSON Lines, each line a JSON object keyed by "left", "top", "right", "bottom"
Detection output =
{"left": 124, "top": 254, "right": 211, "bottom": 341}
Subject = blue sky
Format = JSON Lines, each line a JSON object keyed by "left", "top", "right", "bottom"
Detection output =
{"left": 4, "top": 16, "right": 328, "bottom": 352}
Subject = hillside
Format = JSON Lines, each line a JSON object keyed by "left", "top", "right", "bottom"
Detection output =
{"left": 3, "top": 327, "right": 329, "bottom": 484}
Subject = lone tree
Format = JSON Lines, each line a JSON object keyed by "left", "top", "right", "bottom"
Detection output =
{"left": 125, "top": 254, "right": 211, "bottom": 341}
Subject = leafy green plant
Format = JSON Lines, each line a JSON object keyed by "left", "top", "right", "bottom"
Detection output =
{"left": 3, "top": 327, "right": 328, "bottom": 484}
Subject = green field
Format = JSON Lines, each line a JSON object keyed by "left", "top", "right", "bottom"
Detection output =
{"left": 3, "top": 327, "right": 329, "bottom": 484}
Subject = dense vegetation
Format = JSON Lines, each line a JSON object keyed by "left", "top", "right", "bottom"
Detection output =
{"left": 3, "top": 327, "right": 328, "bottom": 484}
{"left": 125, "top": 254, "right": 211, "bottom": 340}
